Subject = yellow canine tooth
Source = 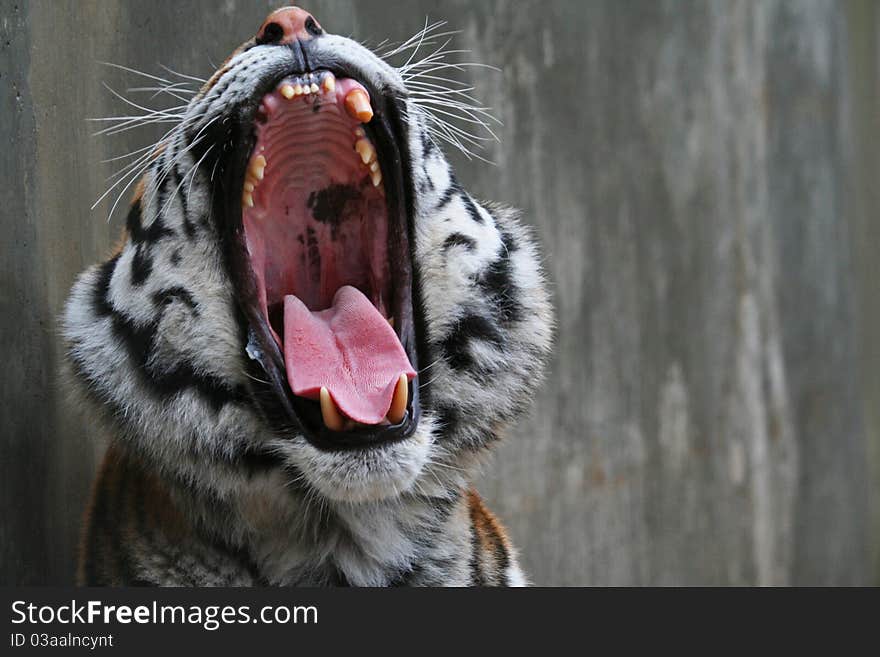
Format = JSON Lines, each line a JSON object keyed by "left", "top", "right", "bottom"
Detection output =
{"left": 355, "top": 138, "right": 375, "bottom": 165}
{"left": 322, "top": 75, "right": 336, "bottom": 94}
{"left": 242, "top": 192, "right": 254, "bottom": 208}
{"left": 280, "top": 84, "right": 295, "bottom": 99}
{"left": 251, "top": 155, "right": 266, "bottom": 180}
{"left": 370, "top": 168, "right": 382, "bottom": 187}
{"left": 387, "top": 374, "right": 408, "bottom": 425}
{"left": 344, "top": 89, "right": 373, "bottom": 123}
{"left": 309, "top": 82, "right": 319, "bottom": 94}
{"left": 319, "top": 387, "right": 346, "bottom": 432}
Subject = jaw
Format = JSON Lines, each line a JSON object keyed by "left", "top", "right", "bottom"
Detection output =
{"left": 205, "top": 58, "right": 426, "bottom": 462}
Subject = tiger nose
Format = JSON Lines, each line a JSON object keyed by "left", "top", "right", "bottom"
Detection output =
{"left": 256, "top": 6, "right": 323, "bottom": 45}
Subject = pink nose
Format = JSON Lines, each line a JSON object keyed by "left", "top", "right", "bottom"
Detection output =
{"left": 256, "top": 6, "right": 323, "bottom": 45}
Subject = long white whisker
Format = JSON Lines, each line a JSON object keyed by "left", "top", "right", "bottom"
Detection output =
{"left": 98, "top": 155, "right": 152, "bottom": 222}
{"left": 101, "top": 142, "right": 161, "bottom": 165}
{"left": 99, "top": 61, "right": 174, "bottom": 85}
{"left": 400, "top": 17, "right": 433, "bottom": 71}
{"left": 185, "top": 144, "right": 214, "bottom": 200}
{"left": 158, "top": 63, "right": 206, "bottom": 84}
{"left": 100, "top": 82, "right": 186, "bottom": 118}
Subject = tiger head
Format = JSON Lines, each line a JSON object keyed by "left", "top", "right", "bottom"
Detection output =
{"left": 64, "top": 6, "right": 553, "bottom": 505}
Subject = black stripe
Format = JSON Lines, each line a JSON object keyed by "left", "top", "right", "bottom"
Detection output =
{"left": 421, "top": 130, "right": 435, "bottom": 158}
{"left": 500, "top": 228, "right": 519, "bottom": 254}
{"left": 435, "top": 177, "right": 459, "bottom": 210}
{"left": 475, "top": 243, "right": 522, "bottom": 324}
{"left": 418, "top": 169, "right": 435, "bottom": 195}
{"left": 151, "top": 286, "right": 199, "bottom": 313}
{"left": 460, "top": 192, "right": 485, "bottom": 224}
{"left": 130, "top": 246, "right": 153, "bottom": 286}
{"left": 92, "top": 254, "right": 120, "bottom": 317}
{"left": 126, "top": 195, "right": 172, "bottom": 287}
{"left": 126, "top": 192, "right": 173, "bottom": 246}
{"left": 96, "top": 273, "right": 245, "bottom": 411}
{"left": 437, "top": 314, "right": 504, "bottom": 371}
{"left": 124, "top": 200, "right": 142, "bottom": 239}
{"left": 442, "top": 232, "right": 476, "bottom": 252}
{"left": 434, "top": 402, "right": 461, "bottom": 435}
{"left": 470, "top": 522, "right": 487, "bottom": 586}
{"left": 171, "top": 163, "right": 196, "bottom": 239}
{"left": 488, "top": 525, "right": 511, "bottom": 585}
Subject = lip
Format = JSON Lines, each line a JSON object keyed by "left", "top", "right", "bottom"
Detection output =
{"left": 201, "top": 57, "right": 424, "bottom": 452}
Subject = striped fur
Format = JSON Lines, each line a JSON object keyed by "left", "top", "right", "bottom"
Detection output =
{"left": 64, "top": 17, "right": 553, "bottom": 587}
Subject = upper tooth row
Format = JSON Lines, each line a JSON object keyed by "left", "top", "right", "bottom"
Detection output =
{"left": 353, "top": 127, "right": 381, "bottom": 187}
{"left": 279, "top": 73, "right": 335, "bottom": 99}
{"left": 242, "top": 154, "right": 266, "bottom": 208}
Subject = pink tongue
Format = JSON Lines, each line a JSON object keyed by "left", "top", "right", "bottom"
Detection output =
{"left": 283, "top": 286, "right": 416, "bottom": 425}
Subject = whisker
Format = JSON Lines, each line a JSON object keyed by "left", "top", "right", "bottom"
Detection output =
{"left": 158, "top": 63, "right": 207, "bottom": 84}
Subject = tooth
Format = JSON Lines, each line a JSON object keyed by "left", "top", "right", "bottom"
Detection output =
{"left": 322, "top": 75, "right": 336, "bottom": 94}
{"left": 320, "top": 387, "right": 346, "bottom": 432}
{"left": 293, "top": 83, "right": 303, "bottom": 96}
{"left": 387, "top": 374, "right": 408, "bottom": 425}
{"left": 242, "top": 192, "right": 254, "bottom": 208}
{"left": 355, "top": 138, "right": 375, "bottom": 165}
{"left": 310, "top": 82, "right": 319, "bottom": 94}
{"left": 369, "top": 161, "right": 380, "bottom": 173}
{"left": 371, "top": 168, "right": 382, "bottom": 187}
{"left": 243, "top": 181, "right": 255, "bottom": 193}
{"left": 280, "top": 84, "right": 295, "bottom": 99}
{"left": 345, "top": 89, "right": 373, "bottom": 123}
{"left": 354, "top": 127, "right": 365, "bottom": 138}
{"left": 251, "top": 155, "right": 266, "bottom": 180}
{"left": 387, "top": 316, "right": 394, "bottom": 328}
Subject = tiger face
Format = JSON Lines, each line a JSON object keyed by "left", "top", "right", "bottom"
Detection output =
{"left": 64, "top": 7, "right": 553, "bottom": 507}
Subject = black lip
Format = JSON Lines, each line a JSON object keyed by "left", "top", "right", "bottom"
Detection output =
{"left": 201, "top": 47, "right": 425, "bottom": 452}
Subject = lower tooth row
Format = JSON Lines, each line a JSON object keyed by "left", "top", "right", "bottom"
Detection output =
{"left": 319, "top": 374, "right": 409, "bottom": 431}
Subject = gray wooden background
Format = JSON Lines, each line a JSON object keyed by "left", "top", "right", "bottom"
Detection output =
{"left": 2, "top": 0, "right": 878, "bottom": 585}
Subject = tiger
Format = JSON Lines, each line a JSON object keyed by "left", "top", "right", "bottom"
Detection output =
{"left": 63, "top": 6, "right": 553, "bottom": 586}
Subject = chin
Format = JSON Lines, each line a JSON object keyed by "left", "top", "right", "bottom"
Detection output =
{"left": 287, "top": 420, "right": 434, "bottom": 504}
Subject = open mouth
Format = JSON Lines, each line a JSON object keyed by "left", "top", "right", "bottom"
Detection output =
{"left": 228, "top": 69, "right": 421, "bottom": 450}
